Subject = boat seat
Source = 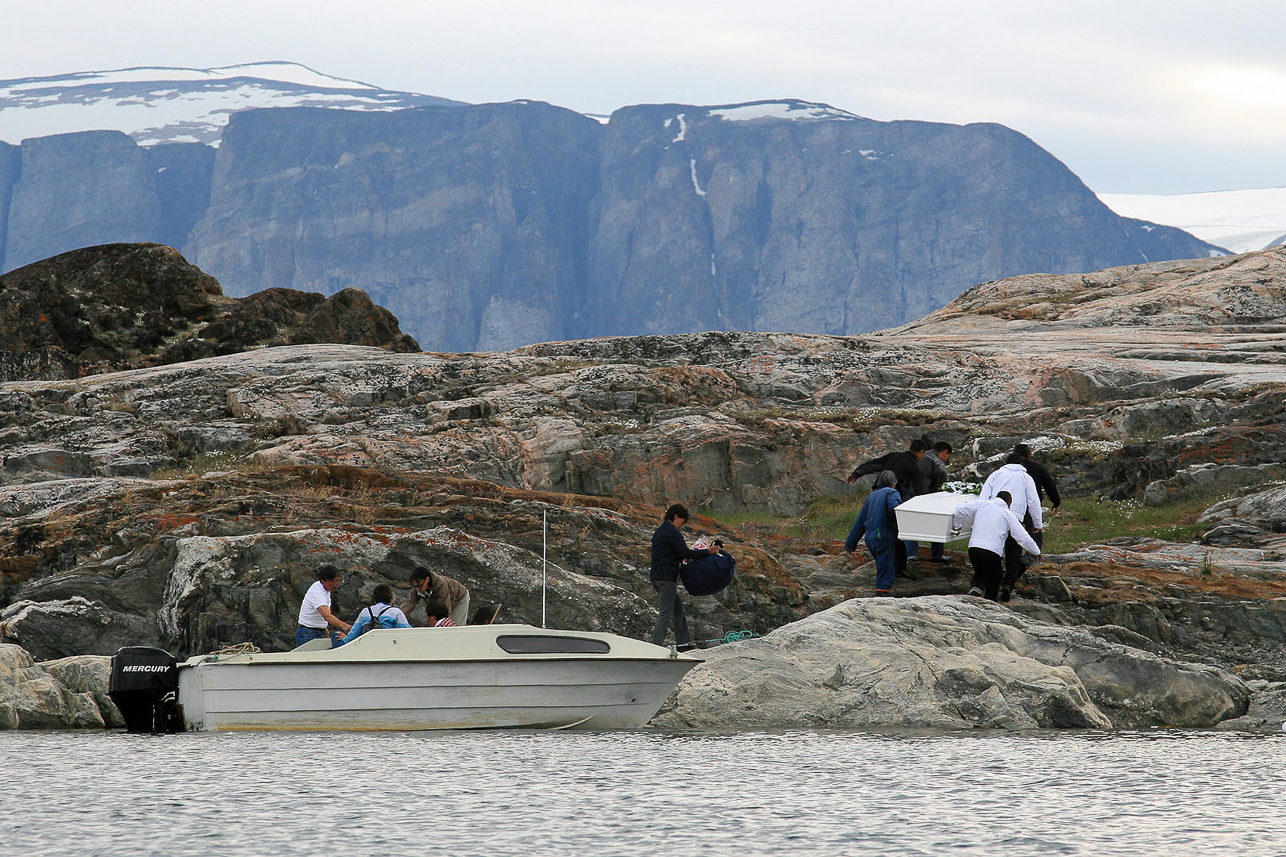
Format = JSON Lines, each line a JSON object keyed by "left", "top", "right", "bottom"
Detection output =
{"left": 470, "top": 602, "right": 502, "bottom": 625}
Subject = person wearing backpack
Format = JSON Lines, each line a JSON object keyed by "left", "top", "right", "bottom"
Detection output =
{"left": 336, "top": 584, "right": 412, "bottom": 646}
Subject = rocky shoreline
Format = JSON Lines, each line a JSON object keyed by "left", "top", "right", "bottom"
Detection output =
{"left": 3, "top": 244, "right": 1286, "bottom": 731}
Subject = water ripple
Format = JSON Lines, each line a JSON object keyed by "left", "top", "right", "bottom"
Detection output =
{"left": 2, "top": 729, "right": 1282, "bottom": 856}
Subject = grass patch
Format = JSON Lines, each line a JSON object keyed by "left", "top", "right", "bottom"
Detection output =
{"left": 701, "top": 490, "right": 1221, "bottom": 555}
{"left": 1043, "top": 494, "right": 1215, "bottom": 553}
{"left": 151, "top": 450, "right": 261, "bottom": 480}
{"left": 700, "top": 495, "right": 866, "bottom": 546}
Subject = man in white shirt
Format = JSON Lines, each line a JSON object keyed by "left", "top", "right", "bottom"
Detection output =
{"left": 296, "top": 565, "right": 352, "bottom": 647}
{"left": 979, "top": 454, "right": 1044, "bottom": 598}
{"left": 951, "top": 491, "right": 1041, "bottom": 602}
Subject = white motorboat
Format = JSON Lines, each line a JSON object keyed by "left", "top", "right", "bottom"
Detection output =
{"left": 108, "top": 625, "right": 700, "bottom": 732}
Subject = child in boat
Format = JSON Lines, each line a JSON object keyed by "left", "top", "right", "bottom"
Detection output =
{"left": 423, "top": 599, "right": 458, "bottom": 627}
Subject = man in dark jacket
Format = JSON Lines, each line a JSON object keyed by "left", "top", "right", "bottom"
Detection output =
{"left": 847, "top": 439, "right": 928, "bottom": 563}
{"left": 1014, "top": 443, "right": 1060, "bottom": 546}
{"left": 403, "top": 566, "right": 470, "bottom": 627}
{"left": 916, "top": 441, "right": 953, "bottom": 563}
{"left": 846, "top": 439, "right": 928, "bottom": 501}
{"left": 650, "top": 503, "right": 715, "bottom": 650}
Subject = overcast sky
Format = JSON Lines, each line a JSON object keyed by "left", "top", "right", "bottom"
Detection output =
{"left": 4, "top": 0, "right": 1285, "bottom": 194}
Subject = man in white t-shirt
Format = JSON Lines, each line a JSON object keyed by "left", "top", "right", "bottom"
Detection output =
{"left": 296, "top": 565, "right": 352, "bottom": 647}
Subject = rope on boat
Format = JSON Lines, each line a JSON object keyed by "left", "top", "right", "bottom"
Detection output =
{"left": 699, "top": 629, "right": 760, "bottom": 646}
{"left": 211, "top": 642, "right": 261, "bottom": 656}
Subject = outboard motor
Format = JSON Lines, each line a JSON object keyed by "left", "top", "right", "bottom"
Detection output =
{"left": 108, "top": 646, "right": 183, "bottom": 733}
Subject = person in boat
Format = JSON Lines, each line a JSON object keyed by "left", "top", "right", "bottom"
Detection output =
{"left": 296, "top": 565, "right": 352, "bottom": 647}
{"left": 842, "top": 470, "right": 905, "bottom": 595}
{"left": 949, "top": 490, "right": 1041, "bottom": 602}
{"left": 336, "top": 584, "right": 412, "bottom": 646}
{"left": 422, "top": 600, "right": 458, "bottom": 627}
{"left": 649, "top": 503, "right": 717, "bottom": 651}
{"left": 979, "top": 453, "right": 1044, "bottom": 601}
{"left": 402, "top": 567, "right": 470, "bottom": 627}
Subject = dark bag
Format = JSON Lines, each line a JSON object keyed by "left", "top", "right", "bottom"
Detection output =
{"left": 356, "top": 604, "right": 395, "bottom": 637}
{"left": 680, "top": 551, "right": 736, "bottom": 596}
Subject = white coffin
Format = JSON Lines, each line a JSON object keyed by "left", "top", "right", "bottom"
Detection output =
{"left": 894, "top": 492, "right": 975, "bottom": 543}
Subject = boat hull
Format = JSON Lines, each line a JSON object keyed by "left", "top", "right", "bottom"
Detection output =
{"left": 176, "top": 626, "right": 698, "bottom": 731}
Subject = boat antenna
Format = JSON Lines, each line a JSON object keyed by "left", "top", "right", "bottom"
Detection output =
{"left": 542, "top": 508, "right": 548, "bottom": 628}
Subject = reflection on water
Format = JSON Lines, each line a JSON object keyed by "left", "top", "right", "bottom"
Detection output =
{"left": 3, "top": 729, "right": 1283, "bottom": 856}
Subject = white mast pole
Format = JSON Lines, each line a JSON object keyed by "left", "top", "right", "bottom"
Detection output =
{"left": 542, "top": 508, "right": 548, "bottom": 628}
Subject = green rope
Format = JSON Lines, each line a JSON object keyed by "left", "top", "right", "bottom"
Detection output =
{"left": 699, "top": 629, "right": 760, "bottom": 646}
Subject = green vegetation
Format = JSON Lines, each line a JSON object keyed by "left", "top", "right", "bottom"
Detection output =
{"left": 699, "top": 495, "right": 866, "bottom": 547}
{"left": 151, "top": 450, "right": 260, "bottom": 480}
{"left": 1042, "top": 495, "right": 1213, "bottom": 553}
{"left": 702, "top": 491, "right": 1219, "bottom": 554}
{"left": 730, "top": 405, "right": 951, "bottom": 431}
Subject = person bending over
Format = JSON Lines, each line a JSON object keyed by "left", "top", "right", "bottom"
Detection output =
{"left": 403, "top": 566, "right": 470, "bottom": 627}
{"left": 843, "top": 470, "right": 905, "bottom": 595}
{"left": 950, "top": 490, "right": 1040, "bottom": 602}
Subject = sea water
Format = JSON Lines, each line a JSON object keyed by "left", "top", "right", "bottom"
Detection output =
{"left": 2, "top": 729, "right": 1282, "bottom": 856}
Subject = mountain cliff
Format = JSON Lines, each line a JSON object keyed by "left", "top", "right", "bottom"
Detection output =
{"left": 0, "top": 99, "right": 1222, "bottom": 350}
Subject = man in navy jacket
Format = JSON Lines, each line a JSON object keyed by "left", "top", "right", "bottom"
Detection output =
{"left": 843, "top": 470, "right": 905, "bottom": 593}
{"left": 650, "top": 503, "right": 715, "bottom": 650}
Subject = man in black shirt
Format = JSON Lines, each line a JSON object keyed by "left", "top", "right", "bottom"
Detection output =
{"left": 649, "top": 503, "right": 716, "bottom": 651}
{"left": 846, "top": 439, "right": 928, "bottom": 501}
{"left": 919, "top": 441, "right": 953, "bottom": 563}
{"left": 847, "top": 439, "right": 929, "bottom": 565}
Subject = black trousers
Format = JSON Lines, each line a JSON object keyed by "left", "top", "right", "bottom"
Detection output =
{"left": 968, "top": 547, "right": 1005, "bottom": 601}
{"left": 1002, "top": 512, "right": 1044, "bottom": 589}
{"left": 650, "top": 580, "right": 691, "bottom": 646}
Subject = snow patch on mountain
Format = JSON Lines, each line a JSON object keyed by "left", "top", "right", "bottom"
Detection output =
{"left": 708, "top": 100, "right": 862, "bottom": 123}
{"left": 0, "top": 61, "right": 461, "bottom": 147}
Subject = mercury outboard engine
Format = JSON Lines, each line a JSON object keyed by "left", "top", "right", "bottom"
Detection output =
{"left": 108, "top": 646, "right": 183, "bottom": 733}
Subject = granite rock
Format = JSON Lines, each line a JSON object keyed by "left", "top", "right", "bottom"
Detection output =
{"left": 653, "top": 597, "right": 1249, "bottom": 730}
{"left": 0, "top": 644, "right": 112, "bottom": 728}
{"left": 0, "top": 243, "right": 418, "bottom": 382}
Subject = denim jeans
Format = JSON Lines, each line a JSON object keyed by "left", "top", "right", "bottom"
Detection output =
{"left": 295, "top": 625, "right": 340, "bottom": 647}
{"left": 650, "top": 580, "right": 692, "bottom": 646}
{"left": 870, "top": 541, "right": 900, "bottom": 591}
